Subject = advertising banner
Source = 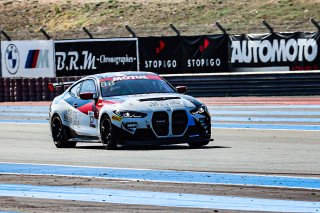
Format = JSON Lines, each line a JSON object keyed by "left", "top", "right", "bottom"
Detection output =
{"left": 1, "top": 40, "right": 55, "bottom": 77}
{"left": 54, "top": 38, "right": 139, "bottom": 77}
{"left": 138, "top": 36, "right": 182, "bottom": 74}
{"left": 138, "top": 35, "right": 229, "bottom": 74}
{"left": 230, "top": 32, "right": 320, "bottom": 71}
{"left": 181, "top": 35, "right": 229, "bottom": 73}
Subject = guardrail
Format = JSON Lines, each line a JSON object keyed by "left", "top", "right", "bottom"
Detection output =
{"left": 163, "top": 71, "right": 320, "bottom": 97}
{"left": 1, "top": 71, "right": 320, "bottom": 102}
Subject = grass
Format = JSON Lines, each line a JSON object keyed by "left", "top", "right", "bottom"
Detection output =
{"left": 0, "top": 0, "right": 319, "bottom": 39}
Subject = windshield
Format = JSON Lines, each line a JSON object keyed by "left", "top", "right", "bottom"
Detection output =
{"left": 100, "top": 76, "right": 176, "bottom": 97}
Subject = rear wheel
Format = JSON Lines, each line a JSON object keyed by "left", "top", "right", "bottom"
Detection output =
{"left": 188, "top": 141, "right": 209, "bottom": 148}
{"left": 100, "top": 115, "right": 119, "bottom": 150}
{"left": 51, "top": 115, "right": 76, "bottom": 148}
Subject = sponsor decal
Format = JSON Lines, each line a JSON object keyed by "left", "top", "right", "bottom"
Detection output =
{"left": 144, "top": 60, "right": 177, "bottom": 69}
{"left": 187, "top": 58, "right": 221, "bottom": 68}
{"left": 56, "top": 51, "right": 97, "bottom": 71}
{"left": 112, "top": 75, "right": 148, "bottom": 81}
{"left": 148, "top": 100, "right": 182, "bottom": 108}
{"left": 199, "top": 38, "right": 210, "bottom": 53}
{"left": 25, "top": 49, "right": 49, "bottom": 69}
{"left": 4, "top": 44, "right": 19, "bottom": 75}
{"left": 112, "top": 115, "right": 122, "bottom": 122}
{"left": 100, "top": 75, "right": 161, "bottom": 83}
{"left": 187, "top": 38, "right": 222, "bottom": 68}
{"left": 291, "top": 65, "right": 319, "bottom": 71}
{"left": 156, "top": 40, "right": 166, "bottom": 54}
{"left": 156, "top": 120, "right": 167, "bottom": 124}
{"left": 148, "top": 101, "right": 160, "bottom": 107}
{"left": 231, "top": 38, "right": 318, "bottom": 63}
{"left": 99, "top": 54, "right": 136, "bottom": 65}
{"left": 139, "top": 36, "right": 228, "bottom": 73}
{"left": 101, "top": 82, "right": 107, "bottom": 87}
{"left": 168, "top": 100, "right": 182, "bottom": 106}
{"left": 56, "top": 51, "right": 137, "bottom": 71}
{"left": 143, "top": 38, "right": 178, "bottom": 69}
{"left": 54, "top": 39, "right": 138, "bottom": 76}
{"left": 64, "top": 109, "right": 80, "bottom": 128}
{"left": 1, "top": 40, "right": 55, "bottom": 77}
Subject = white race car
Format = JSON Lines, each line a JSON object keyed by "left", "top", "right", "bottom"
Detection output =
{"left": 49, "top": 71, "right": 212, "bottom": 149}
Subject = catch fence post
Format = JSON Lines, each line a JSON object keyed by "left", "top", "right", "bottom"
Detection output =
{"left": 169, "top": 24, "right": 181, "bottom": 36}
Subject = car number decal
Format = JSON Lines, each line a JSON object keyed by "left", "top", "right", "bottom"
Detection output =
{"left": 88, "top": 111, "right": 95, "bottom": 128}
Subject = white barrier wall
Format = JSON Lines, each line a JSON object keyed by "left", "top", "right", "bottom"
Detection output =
{"left": 1, "top": 40, "right": 55, "bottom": 77}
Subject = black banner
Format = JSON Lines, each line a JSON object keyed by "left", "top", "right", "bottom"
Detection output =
{"left": 54, "top": 39, "right": 138, "bottom": 77}
{"left": 138, "top": 35, "right": 229, "bottom": 74}
{"left": 230, "top": 32, "right": 320, "bottom": 71}
{"left": 52, "top": 32, "right": 320, "bottom": 76}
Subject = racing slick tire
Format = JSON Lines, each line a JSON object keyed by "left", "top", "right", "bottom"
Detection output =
{"left": 188, "top": 141, "right": 209, "bottom": 148}
{"left": 100, "top": 115, "right": 119, "bottom": 150}
{"left": 51, "top": 115, "right": 77, "bottom": 148}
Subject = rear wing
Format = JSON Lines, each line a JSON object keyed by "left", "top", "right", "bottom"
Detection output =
{"left": 48, "top": 80, "right": 75, "bottom": 92}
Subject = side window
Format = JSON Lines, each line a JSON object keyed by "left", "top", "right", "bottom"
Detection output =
{"left": 80, "top": 79, "right": 97, "bottom": 94}
{"left": 69, "top": 82, "right": 82, "bottom": 97}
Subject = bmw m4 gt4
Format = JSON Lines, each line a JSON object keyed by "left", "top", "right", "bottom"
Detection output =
{"left": 49, "top": 72, "right": 212, "bottom": 149}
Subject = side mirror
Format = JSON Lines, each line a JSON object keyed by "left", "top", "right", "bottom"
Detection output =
{"left": 176, "top": 86, "right": 187, "bottom": 94}
{"left": 79, "top": 92, "right": 96, "bottom": 100}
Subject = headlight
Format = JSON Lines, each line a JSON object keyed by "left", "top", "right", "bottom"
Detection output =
{"left": 114, "top": 110, "right": 147, "bottom": 118}
{"left": 190, "top": 105, "right": 207, "bottom": 115}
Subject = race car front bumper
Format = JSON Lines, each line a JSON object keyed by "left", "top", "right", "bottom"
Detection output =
{"left": 115, "top": 118, "right": 212, "bottom": 146}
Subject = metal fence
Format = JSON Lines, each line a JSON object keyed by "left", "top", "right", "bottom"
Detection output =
{"left": 1, "top": 20, "right": 319, "bottom": 41}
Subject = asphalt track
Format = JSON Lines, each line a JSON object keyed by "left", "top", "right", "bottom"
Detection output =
{"left": 0, "top": 97, "right": 320, "bottom": 212}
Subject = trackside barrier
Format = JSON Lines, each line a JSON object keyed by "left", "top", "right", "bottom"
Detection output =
{"left": 0, "top": 78, "right": 4, "bottom": 102}
{"left": 0, "top": 72, "right": 320, "bottom": 101}
{"left": 163, "top": 71, "right": 320, "bottom": 97}
{"left": 0, "top": 76, "right": 80, "bottom": 102}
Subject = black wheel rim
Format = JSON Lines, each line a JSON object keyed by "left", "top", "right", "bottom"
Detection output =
{"left": 101, "top": 119, "right": 112, "bottom": 146}
{"left": 52, "top": 117, "right": 62, "bottom": 142}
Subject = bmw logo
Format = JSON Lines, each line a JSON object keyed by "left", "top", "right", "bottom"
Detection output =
{"left": 5, "top": 44, "right": 20, "bottom": 75}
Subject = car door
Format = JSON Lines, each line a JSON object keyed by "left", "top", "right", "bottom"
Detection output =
{"left": 62, "top": 81, "right": 83, "bottom": 135}
{"left": 74, "top": 79, "right": 98, "bottom": 136}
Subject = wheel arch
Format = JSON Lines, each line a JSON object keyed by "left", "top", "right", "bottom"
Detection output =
{"left": 50, "top": 111, "right": 66, "bottom": 125}
{"left": 98, "top": 111, "right": 112, "bottom": 137}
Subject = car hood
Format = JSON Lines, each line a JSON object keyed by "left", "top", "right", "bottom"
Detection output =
{"left": 102, "top": 93, "right": 203, "bottom": 111}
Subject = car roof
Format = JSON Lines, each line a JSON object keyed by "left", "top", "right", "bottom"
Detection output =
{"left": 91, "top": 71, "right": 158, "bottom": 80}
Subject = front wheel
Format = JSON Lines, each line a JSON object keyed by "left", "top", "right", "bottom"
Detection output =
{"left": 51, "top": 115, "right": 76, "bottom": 148}
{"left": 100, "top": 115, "right": 119, "bottom": 150}
{"left": 188, "top": 141, "right": 209, "bottom": 148}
